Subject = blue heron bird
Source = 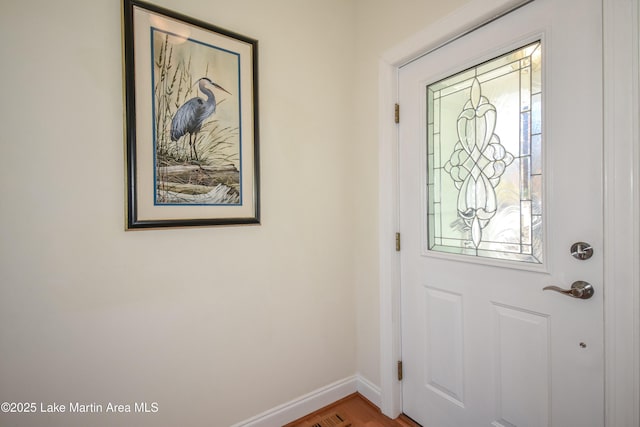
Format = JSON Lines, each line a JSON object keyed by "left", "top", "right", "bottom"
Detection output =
{"left": 170, "top": 77, "right": 231, "bottom": 161}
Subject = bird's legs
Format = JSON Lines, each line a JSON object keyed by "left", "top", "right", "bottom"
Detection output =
{"left": 187, "top": 134, "right": 195, "bottom": 162}
{"left": 182, "top": 138, "right": 188, "bottom": 161}
{"left": 181, "top": 133, "right": 200, "bottom": 162}
{"left": 191, "top": 133, "right": 200, "bottom": 161}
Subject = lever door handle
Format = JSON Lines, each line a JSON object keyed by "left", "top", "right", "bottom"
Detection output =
{"left": 543, "top": 281, "right": 594, "bottom": 299}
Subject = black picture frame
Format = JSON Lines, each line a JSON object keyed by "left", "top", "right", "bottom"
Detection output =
{"left": 123, "top": 0, "right": 259, "bottom": 229}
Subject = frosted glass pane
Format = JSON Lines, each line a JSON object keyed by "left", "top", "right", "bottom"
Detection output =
{"left": 434, "top": 98, "right": 441, "bottom": 133}
{"left": 426, "top": 41, "right": 543, "bottom": 264}
{"left": 521, "top": 67, "right": 531, "bottom": 112}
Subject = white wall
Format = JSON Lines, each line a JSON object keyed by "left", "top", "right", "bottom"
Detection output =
{"left": 0, "top": 0, "right": 473, "bottom": 426}
{"left": 0, "top": 1, "right": 356, "bottom": 426}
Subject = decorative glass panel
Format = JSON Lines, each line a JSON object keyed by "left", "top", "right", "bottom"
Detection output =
{"left": 426, "top": 41, "right": 542, "bottom": 263}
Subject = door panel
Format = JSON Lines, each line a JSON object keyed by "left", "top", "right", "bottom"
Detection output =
{"left": 399, "top": 0, "right": 603, "bottom": 426}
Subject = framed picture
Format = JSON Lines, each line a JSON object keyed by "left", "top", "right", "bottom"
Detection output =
{"left": 123, "top": 0, "right": 259, "bottom": 229}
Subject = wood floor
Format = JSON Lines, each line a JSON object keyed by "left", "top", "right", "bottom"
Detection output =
{"left": 284, "top": 393, "right": 421, "bottom": 427}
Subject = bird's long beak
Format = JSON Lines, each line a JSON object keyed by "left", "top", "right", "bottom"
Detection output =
{"left": 211, "top": 81, "right": 231, "bottom": 96}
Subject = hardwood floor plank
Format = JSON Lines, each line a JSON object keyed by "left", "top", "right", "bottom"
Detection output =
{"left": 283, "top": 393, "right": 421, "bottom": 427}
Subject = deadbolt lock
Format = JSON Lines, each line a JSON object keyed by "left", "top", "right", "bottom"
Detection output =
{"left": 571, "top": 242, "right": 593, "bottom": 260}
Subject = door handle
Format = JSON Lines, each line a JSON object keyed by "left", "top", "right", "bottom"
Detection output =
{"left": 543, "top": 281, "right": 594, "bottom": 299}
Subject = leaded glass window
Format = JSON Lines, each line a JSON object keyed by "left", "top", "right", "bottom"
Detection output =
{"left": 426, "top": 41, "right": 542, "bottom": 263}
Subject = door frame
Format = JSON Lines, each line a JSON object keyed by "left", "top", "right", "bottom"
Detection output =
{"left": 377, "top": 0, "right": 640, "bottom": 424}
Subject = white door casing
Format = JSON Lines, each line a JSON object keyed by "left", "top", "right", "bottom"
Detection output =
{"left": 377, "top": 0, "right": 639, "bottom": 425}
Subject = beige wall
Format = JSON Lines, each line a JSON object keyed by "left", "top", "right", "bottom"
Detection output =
{"left": 0, "top": 0, "right": 467, "bottom": 426}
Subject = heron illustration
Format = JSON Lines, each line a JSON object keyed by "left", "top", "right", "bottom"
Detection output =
{"left": 170, "top": 77, "right": 231, "bottom": 161}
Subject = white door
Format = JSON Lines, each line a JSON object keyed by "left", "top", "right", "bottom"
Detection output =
{"left": 399, "top": 0, "right": 603, "bottom": 426}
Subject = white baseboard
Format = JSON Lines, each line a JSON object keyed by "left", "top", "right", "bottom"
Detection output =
{"left": 356, "top": 374, "right": 382, "bottom": 408}
{"left": 230, "top": 375, "right": 381, "bottom": 427}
